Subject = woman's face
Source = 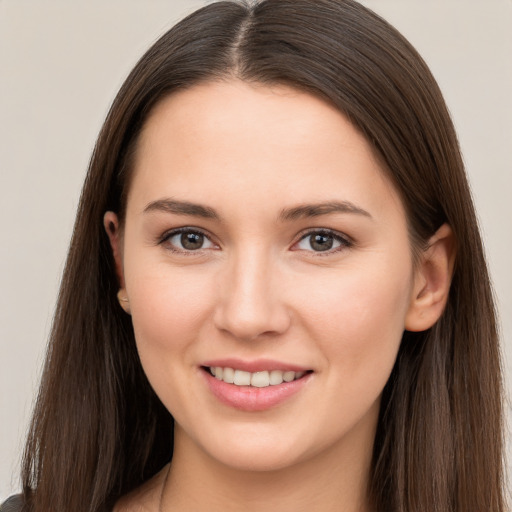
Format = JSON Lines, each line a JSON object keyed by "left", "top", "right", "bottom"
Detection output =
{"left": 115, "top": 80, "right": 421, "bottom": 472}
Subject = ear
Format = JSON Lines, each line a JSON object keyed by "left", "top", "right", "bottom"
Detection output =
{"left": 405, "top": 223, "right": 456, "bottom": 332}
{"left": 103, "top": 211, "right": 131, "bottom": 314}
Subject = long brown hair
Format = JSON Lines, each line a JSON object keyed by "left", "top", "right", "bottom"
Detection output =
{"left": 21, "top": 1, "right": 506, "bottom": 511}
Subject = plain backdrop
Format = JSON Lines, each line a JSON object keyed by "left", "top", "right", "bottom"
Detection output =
{"left": 1, "top": 0, "right": 511, "bottom": 501}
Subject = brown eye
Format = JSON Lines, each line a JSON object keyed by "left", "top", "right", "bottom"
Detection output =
{"left": 309, "top": 233, "right": 334, "bottom": 251}
{"left": 181, "top": 232, "right": 204, "bottom": 250}
{"left": 295, "top": 230, "right": 351, "bottom": 253}
{"left": 165, "top": 229, "right": 215, "bottom": 252}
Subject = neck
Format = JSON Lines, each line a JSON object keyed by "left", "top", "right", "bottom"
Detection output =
{"left": 160, "top": 420, "right": 376, "bottom": 512}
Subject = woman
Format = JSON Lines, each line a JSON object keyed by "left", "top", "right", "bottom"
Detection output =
{"left": 1, "top": 0, "right": 506, "bottom": 511}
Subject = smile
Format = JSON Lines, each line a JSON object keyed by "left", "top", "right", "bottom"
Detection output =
{"left": 207, "top": 366, "right": 306, "bottom": 387}
{"left": 201, "top": 362, "right": 313, "bottom": 412}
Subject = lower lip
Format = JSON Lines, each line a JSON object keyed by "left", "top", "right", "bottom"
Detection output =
{"left": 203, "top": 370, "right": 311, "bottom": 412}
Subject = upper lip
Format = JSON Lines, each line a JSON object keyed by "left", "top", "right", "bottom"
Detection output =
{"left": 201, "top": 358, "right": 311, "bottom": 373}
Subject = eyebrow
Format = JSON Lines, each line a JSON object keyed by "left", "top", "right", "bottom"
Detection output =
{"left": 278, "top": 201, "right": 372, "bottom": 221}
{"left": 144, "top": 198, "right": 220, "bottom": 220}
{"left": 143, "top": 198, "right": 372, "bottom": 222}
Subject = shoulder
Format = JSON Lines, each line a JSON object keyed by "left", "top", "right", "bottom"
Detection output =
{"left": 0, "top": 494, "right": 24, "bottom": 512}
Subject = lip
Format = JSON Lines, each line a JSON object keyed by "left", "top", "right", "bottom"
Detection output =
{"left": 200, "top": 360, "right": 313, "bottom": 412}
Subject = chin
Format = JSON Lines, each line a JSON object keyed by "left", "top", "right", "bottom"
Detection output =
{"left": 191, "top": 419, "right": 341, "bottom": 474}
{"left": 206, "top": 442, "right": 304, "bottom": 473}
{"left": 177, "top": 419, "right": 309, "bottom": 473}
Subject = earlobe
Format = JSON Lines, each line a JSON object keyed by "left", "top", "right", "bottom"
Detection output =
{"left": 104, "top": 212, "right": 131, "bottom": 314}
{"left": 116, "top": 289, "right": 131, "bottom": 315}
{"left": 405, "top": 223, "right": 456, "bottom": 332}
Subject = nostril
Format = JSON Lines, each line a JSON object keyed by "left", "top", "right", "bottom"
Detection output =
{"left": 213, "top": 306, "right": 292, "bottom": 342}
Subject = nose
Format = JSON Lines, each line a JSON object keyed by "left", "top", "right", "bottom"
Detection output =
{"left": 213, "top": 250, "right": 291, "bottom": 341}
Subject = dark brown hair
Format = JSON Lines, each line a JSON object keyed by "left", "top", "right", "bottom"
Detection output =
{"left": 21, "top": 1, "right": 506, "bottom": 511}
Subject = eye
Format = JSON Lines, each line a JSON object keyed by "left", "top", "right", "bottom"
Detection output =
{"left": 162, "top": 228, "right": 216, "bottom": 252}
{"left": 294, "top": 230, "right": 351, "bottom": 253}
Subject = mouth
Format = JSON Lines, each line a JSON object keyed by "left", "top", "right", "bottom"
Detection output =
{"left": 200, "top": 362, "right": 313, "bottom": 412}
{"left": 203, "top": 366, "right": 310, "bottom": 387}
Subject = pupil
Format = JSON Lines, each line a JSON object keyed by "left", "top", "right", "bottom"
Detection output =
{"left": 181, "top": 232, "right": 203, "bottom": 250}
{"left": 311, "top": 234, "right": 333, "bottom": 251}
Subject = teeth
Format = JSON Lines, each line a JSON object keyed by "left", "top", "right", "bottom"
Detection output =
{"left": 269, "top": 370, "right": 284, "bottom": 385}
{"left": 251, "top": 371, "right": 269, "bottom": 388}
{"left": 208, "top": 367, "right": 307, "bottom": 387}
{"left": 233, "top": 370, "right": 251, "bottom": 386}
{"left": 283, "top": 371, "right": 295, "bottom": 382}
{"left": 223, "top": 367, "right": 235, "bottom": 384}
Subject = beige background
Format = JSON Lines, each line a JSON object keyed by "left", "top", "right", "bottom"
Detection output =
{"left": 1, "top": 0, "right": 511, "bottom": 500}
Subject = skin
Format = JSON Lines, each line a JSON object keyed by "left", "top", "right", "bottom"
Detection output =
{"left": 106, "top": 80, "right": 454, "bottom": 512}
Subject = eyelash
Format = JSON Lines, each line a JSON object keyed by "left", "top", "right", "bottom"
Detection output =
{"left": 158, "top": 227, "right": 353, "bottom": 256}
{"left": 159, "top": 227, "right": 217, "bottom": 255}
{"left": 293, "top": 228, "right": 353, "bottom": 256}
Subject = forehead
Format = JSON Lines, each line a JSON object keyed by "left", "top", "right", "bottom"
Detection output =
{"left": 128, "top": 79, "right": 403, "bottom": 220}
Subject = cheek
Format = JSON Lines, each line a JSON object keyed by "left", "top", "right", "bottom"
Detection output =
{"left": 126, "top": 267, "right": 216, "bottom": 375}
{"left": 125, "top": 267, "right": 222, "bottom": 424}
{"left": 296, "top": 257, "right": 413, "bottom": 387}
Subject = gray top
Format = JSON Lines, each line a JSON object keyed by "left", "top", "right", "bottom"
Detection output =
{"left": 0, "top": 495, "right": 23, "bottom": 512}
